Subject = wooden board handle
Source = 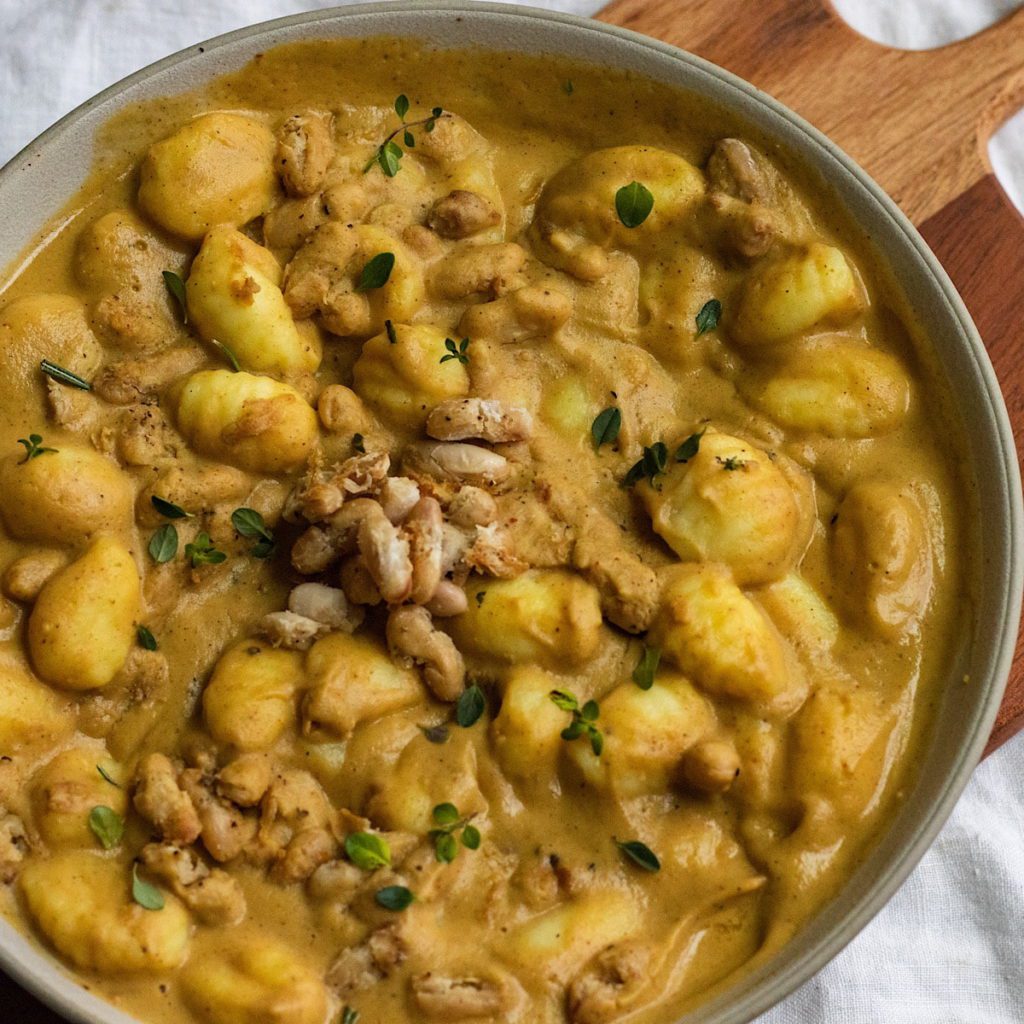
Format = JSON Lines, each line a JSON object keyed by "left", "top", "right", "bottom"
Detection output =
{"left": 598, "top": 0, "right": 1024, "bottom": 754}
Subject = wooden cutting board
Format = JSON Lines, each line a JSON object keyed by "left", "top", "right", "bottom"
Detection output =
{"left": 597, "top": 0, "right": 1024, "bottom": 755}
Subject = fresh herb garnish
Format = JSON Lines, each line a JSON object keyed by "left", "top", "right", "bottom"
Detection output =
{"left": 615, "top": 181, "right": 654, "bottom": 228}
{"left": 623, "top": 441, "right": 668, "bottom": 489}
{"left": 341, "top": 1008, "right": 360, "bottom": 1024}
{"left": 384, "top": 319, "right": 398, "bottom": 345}
{"left": 563, "top": 80, "right": 574, "bottom": 96}
{"left": 88, "top": 806, "right": 124, "bottom": 850}
{"left": 429, "top": 803, "right": 481, "bottom": 864}
{"left": 615, "top": 838, "right": 661, "bottom": 873}
{"left": 717, "top": 455, "right": 746, "bottom": 471}
{"left": 373, "top": 140, "right": 404, "bottom": 178}
{"left": 136, "top": 625, "right": 159, "bottom": 651}
{"left": 131, "top": 863, "right": 165, "bottom": 911}
{"left": 695, "top": 298, "right": 722, "bottom": 336}
{"left": 150, "top": 495, "right": 192, "bottom": 520}
{"left": 591, "top": 407, "right": 622, "bottom": 449}
{"left": 550, "top": 689, "right": 603, "bottom": 756}
{"left": 364, "top": 98, "right": 447, "bottom": 178}
{"left": 40, "top": 359, "right": 91, "bottom": 391}
{"left": 344, "top": 831, "right": 391, "bottom": 871}
{"left": 356, "top": 252, "right": 396, "bottom": 292}
{"left": 674, "top": 427, "right": 707, "bottom": 464}
{"left": 352, "top": 433, "right": 366, "bottom": 454}
{"left": 162, "top": 270, "right": 188, "bottom": 324}
{"left": 440, "top": 337, "right": 470, "bottom": 365}
{"left": 148, "top": 524, "right": 179, "bottom": 564}
{"left": 97, "top": 764, "right": 121, "bottom": 789}
{"left": 375, "top": 885, "right": 414, "bottom": 912}
{"left": 185, "top": 531, "right": 227, "bottom": 568}
{"left": 419, "top": 723, "right": 450, "bottom": 745}
{"left": 456, "top": 684, "right": 486, "bottom": 728}
{"left": 231, "top": 507, "right": 275, "bottom": 559}
{"left": 209, "top": 338, "right": 241, "bottom": 372}
{"left": 631, "top": 645, "right": 661, "bottom": 691}
{"left": 17, "top": 434, "right": 56, "bottom": 463}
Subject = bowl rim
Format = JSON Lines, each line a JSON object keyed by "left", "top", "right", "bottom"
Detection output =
{"left": 0, "top": 3, "right": 1020, "bottom": 1024}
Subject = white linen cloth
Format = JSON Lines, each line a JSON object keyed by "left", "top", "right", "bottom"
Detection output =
{"left": 0, "top": 2, "right": 1021, "bottom": 1021}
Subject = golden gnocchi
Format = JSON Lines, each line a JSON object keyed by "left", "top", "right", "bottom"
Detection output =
{"left": 0, "top": 444, "right": 133, "bottom": 545}
{"left": 449, "top": 570, "right": 604, "bottom": 669}
{"left": 20, "top": 851, "right": 191, "bottom": 972}
{"left": 649, "top": 564, "right": 804, "bottom": 713}
{"left": 181, "top": 934, "right": 329, "bottom": 1024}
{"left": 739, "top": 339, "right": 911, "bottom": 437}
{"left": 173, "top": 369, "right": 318, "bottom": 472}
{"left": 186, "top": 225, "right": 321, "bottom": 375}
{"left": 352, "top": 322, "right": 469, "bottom": 429}
{"left": 641, "top": 430, "right": 809, "bottom": 586}
{"left": 203, "top": 641, "right": 304, "bottom": 750}
{"left": 28, "top": 535, "right": 140, "bottom": 690}
{"left": 139, "top": 112, "right": 277, "bottom": 240}
{"left": 531, "top": 145, "right": 705, "bottom": 280}
{"left": 731, "top": 242, "right": 863, "bottom": 346}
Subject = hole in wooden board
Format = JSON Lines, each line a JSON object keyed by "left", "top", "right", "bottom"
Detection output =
{"left": 832, "top": 0, "right": 1021, "bottom": 49}
{"left": 990, "top": 112, "right": 1024, "bottom": 217}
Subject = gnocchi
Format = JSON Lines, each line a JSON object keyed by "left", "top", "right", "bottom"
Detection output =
{"left": 28, "top": 535, "right": 140, "bottom": 690}
{"left": 138, "top": 113, "right": 277, "bottom": 240}
{"left": 490, "top": 665, "right": 569, "bottom": 782}
{"left": 448, "top": 570, "right": 604, "bottom": 669}
{"left": 203, "top": 641, "right": 304, "bottom": 750}
{"left": 531, "top": 145, "right": 705, "bottom": 280}
{"left": 0, "top": 445, "right": 133, "bottom": 545}
{"left": 31, "top": 745, "right": 128, "bottom": 849}
{"left": 731, "top": 243, "right": 863, "bottom": 346}
{"left": 569, "top": 672, "right": 715, "bottom": 797}
{"left": 739, "top": 339, "right": 911, "bottom": 437}
{"left": 302, "top": 631, "right": 423, "bottom": 737}
{"left": 831, "top": 481, "right": 934, "bottom": 640}
{"left": 21, "top": 851, "right": 191, "bottom": 972}
{"left": 173, "top": 369, "right": 319, "bottom": 472}
{"left": 352, "top": 322, "right": 470, "bottom": 430}
{"left": 186, "top": 225, "right": 322, "bottom": 375}
{"left": 0, "top": 294, "right": 102, "bottom": 418}
{"left": 649, "top": 564, "right": 803, "bottom": 713}
{"left": 181, "top": 933, "right": 329, "bottom": 1024}
{"left": 0, "top": 656, "right": 74, "bottom": 755}
{"left": 642, "top": 430, "right": 809, "bottom": 586}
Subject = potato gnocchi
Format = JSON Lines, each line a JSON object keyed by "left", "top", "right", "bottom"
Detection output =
{"left": 0, "top": 37, "right": 967, "bottom": 1024}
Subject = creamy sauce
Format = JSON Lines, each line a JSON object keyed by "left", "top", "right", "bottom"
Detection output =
{"left": 0, "top": 37, "right": 971, "bottom": 1024}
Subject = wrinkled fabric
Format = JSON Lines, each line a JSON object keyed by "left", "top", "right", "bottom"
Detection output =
{"left": 0, "top": 2, "right": 1020, "bottom": 1021}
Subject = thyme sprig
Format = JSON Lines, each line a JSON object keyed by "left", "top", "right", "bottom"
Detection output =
{"left": 364, "top": 96, "right": 448, "bottom": 178}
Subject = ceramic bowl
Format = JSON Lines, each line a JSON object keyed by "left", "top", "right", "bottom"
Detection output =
{"left": 0, "top": 4, "right": 1019, "bottom": 1022}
